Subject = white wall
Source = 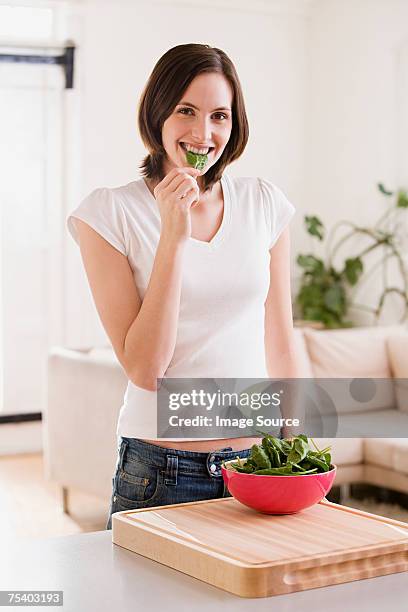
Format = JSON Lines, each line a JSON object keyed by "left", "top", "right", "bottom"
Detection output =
{"left": 304, "top": 0, "right": 408, "bottom": 325}
{"left": 65, "top": 0, "right": 310, "bottom": 346}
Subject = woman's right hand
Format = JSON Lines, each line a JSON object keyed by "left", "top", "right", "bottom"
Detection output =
{"left": 153, "top": 167, "right": 201, "bottom": 245}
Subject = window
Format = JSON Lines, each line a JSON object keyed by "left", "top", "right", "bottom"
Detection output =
{"left": 0, "top": 2, "right": 67, "bottom": 415}
{"left": 0, "top": 4, "right": 54, "bottom": 41}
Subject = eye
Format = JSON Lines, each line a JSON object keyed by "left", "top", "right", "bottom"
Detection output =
{"left": 177, "top": 107, "right": 194, "bottom": 115}
{"left": 213, "top": 112, "right": 229, "bottom": 121}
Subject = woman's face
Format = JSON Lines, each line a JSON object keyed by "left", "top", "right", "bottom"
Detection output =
{"left": 161, "top": 72, "right": 233, "bottom": 180}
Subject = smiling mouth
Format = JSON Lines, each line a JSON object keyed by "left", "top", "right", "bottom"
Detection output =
{"left": 179, "top": 142, "right": 215, "bottom": 155}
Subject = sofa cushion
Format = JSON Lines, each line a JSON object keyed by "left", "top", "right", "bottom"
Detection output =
{"left": 303, "top": 326, "right": 394, "bottom": 377}
{"left": 336, "top": 409, "right": 408, "bottom": 437}
{"left": 387, "top": 333, "right": 408, "bottom": 413}
{"left": 364, "top": 438, "right": 408, "bottom": 475}
{"left": 303, "top": 326, "right": 396, "bottom": 413}
{"left": 393, "top": 443, "right": 408, "bottom": 475}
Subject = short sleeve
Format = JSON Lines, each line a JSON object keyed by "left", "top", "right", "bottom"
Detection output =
{"left": 66, "top": 187, "right": 128, "bottom": 256}
{"left": 258, "top": 178, "right": 296, "bottom": 249}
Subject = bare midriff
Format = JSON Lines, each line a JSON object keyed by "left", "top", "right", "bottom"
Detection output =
{"left": 142, "top": 437, "right": 262, "bottom": 452}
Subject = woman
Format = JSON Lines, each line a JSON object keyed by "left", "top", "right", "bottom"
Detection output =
{"left": 67, "top": 43, "right": 300, "bottom": 530}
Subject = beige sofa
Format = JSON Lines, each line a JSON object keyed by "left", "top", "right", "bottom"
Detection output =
{"left": 42, "top": 325, "right": 408, "bottom": 513}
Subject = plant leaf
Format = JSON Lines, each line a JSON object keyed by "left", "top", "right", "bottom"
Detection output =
{"left": 343, "top": 257, "right": 364, "bottom": 285}
{"left": 296, "top": 254, "right": 325, "bottom": 276}
{"left": 297, "top": 284, "right": 324, "bottom": 309}
{"left": 397, "top": 190, "right": 408, "bottom": 208}
{"left": 323, "top": 284, "right": 346, "bottom": 315}
{"left": 305, "top": 215, "right": 325, "bottom": 240}
{"left": 378, "top": 183, "right": 394, "bottom": 196}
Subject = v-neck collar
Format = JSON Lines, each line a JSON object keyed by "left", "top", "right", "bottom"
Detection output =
{"left": 141, "top": 174, "right": 232, "bottom": 251}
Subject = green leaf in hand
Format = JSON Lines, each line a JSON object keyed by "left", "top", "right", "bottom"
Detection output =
{"left": 185, "top": 149, "right": 208, "bottom": 171}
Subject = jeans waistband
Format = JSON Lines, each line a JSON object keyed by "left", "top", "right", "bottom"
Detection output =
{"left": 119, "top": 437, "right": 253, "bottom": 480}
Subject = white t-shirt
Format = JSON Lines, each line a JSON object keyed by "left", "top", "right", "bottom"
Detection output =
{"left": 67, "top": 173, "right": 295, "bottom": 440}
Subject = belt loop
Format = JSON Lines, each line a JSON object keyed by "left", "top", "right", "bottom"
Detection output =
{"left": 165, "top": 455, "right": 178, "bottom": 486}
{"left": 118, "top": 439, "right": 128, "bottom": 470}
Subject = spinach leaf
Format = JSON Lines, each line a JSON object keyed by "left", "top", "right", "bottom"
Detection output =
{"left": 261, "top": 437, "right": 281, "bottom": 467}
{"left": 185, "top": 150, "right": 208, "bottom": 170}
{"left": 306, "top": 453, "right": 330, "bottom": 472}
{"left": 251, "top": 444, "right": 271, "bottom": 469}
{"left": 225, "top": 433, "right": 332, "bottom": 476}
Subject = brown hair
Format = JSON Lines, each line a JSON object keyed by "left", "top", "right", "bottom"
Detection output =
{"left": 138, "top": 43, "right": 249, "bottom": 193}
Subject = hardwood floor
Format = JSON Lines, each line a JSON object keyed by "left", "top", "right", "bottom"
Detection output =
{"left": 1, "top": 454, "right": 407, "bottom": 542}
{"left": 0, "top": 453, "right": 108, "bottom": 542}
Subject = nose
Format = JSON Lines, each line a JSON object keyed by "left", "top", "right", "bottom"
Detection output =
{"left": 191, "top": 115, "right": 212, "bottom": 143}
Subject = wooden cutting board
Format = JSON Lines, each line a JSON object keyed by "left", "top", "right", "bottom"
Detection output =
{"left": 112, "top": 497, "right": 408, "bottom": 598}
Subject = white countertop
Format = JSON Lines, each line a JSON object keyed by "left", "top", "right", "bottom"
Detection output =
{"left": 1, "top": 530, "right": 408, "bottom": 611}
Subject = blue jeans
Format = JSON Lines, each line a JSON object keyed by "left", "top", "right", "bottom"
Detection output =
{"left": 106, "top": 437, "right": 253, "bottom": 530}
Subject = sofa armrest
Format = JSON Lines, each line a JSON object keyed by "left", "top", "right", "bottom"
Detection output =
{"left": 43, "top": 347, "right": 128, "bottom": 501}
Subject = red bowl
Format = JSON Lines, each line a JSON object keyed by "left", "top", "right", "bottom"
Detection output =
{"left": 221, "top": 460, "right": 337, "bottom": 514}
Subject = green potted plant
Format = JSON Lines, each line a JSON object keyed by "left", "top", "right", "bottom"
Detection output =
{"left": 295, "top": 184, "right": 408, "bottom": 329}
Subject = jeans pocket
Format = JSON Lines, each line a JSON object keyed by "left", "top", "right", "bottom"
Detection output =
{"left": 115, "top": 459, "right": 163, "bottom": 508}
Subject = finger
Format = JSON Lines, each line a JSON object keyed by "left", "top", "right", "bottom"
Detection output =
{"left": 155, "top": 169, "right": 199, "bottom": 200}
{"left": 166, "top": 172, "right": 196, "bottom": 195}
{"left": 179, "top": 187, "right": 199, "bottom": 208}
{"left": 159, "top": 167, "right": 200, "bottom": 191}
{"left": 173, "top": 176, "right": 199, "bottom": 199}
